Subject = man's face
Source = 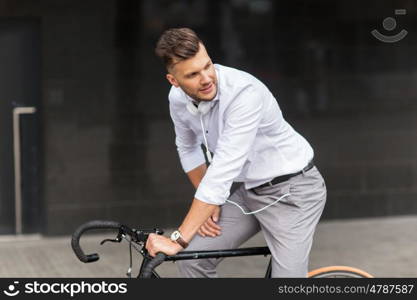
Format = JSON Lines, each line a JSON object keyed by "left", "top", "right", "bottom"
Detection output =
{"left": 166, "top": 43, "right": 217, "bottom": 102}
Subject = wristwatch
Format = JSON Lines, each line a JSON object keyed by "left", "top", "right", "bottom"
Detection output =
{"left": 170, "top": 230, "right": 189, "bottom": 249}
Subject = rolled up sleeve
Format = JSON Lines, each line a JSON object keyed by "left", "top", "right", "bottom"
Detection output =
{"left": 170, "top": 104, "right": 206, "bottom": 173}
{"left": 195, "top": 85, "right": 263, "bottom": 205}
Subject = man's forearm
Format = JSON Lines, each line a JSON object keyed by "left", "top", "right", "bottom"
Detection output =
{"left": 178, "top": 198, "right": 218, "bottom": 244}
{"left": 179, "top": 164, "right": 216, "bottom": 245}
{"left": 187, "top": 163, "right": 207, "bottom": 189}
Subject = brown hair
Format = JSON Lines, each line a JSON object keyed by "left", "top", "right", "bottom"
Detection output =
{"left": 155, "top": 28, "right": 202, "bottom": 70}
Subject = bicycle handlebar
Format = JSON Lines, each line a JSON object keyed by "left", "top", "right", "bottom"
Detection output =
{"left": 139, "top": 253, "right": 167, "bottom": 278}
{"left": 72, "top": 220, "right": 167, "bottom": 277}
{"left": 71, "top": 220, "right": 121, "bottom": 263}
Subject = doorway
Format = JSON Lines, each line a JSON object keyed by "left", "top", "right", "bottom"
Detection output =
{"left": 0, "top": 19, "right": 42, "bottom": 234}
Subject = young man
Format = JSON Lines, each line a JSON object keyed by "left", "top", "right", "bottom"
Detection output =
{"left": 145, "top": 28, "right": 326, "bottom": 277}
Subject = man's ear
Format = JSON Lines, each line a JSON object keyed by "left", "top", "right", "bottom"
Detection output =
{"left": 166, "top": 73, "right": 179, "bottom": 88}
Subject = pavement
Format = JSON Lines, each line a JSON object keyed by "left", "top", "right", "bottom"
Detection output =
{"left": 0, "top": 215, "right": 416, "bottom": 278}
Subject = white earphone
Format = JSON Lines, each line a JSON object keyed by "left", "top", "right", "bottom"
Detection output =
{"left": 186, "top": 100, "right": 213, "bottom": 163}
{"left": 186, "top": 101, "right": 212, "bottom": 116}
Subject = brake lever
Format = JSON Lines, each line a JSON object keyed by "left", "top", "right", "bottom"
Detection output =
{"left": 100, "top": 236, "right": 122, "bottom": 245}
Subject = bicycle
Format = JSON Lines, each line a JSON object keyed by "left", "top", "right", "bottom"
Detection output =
{"left": 71, "top": 220, "right": 373, "bottom": 278}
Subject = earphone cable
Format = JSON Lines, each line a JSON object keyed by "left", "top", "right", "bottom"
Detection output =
{"left": 200, "top": 114, "right": 212, "bottom": 163}
{"left": 226, "top": 193, "right": 291, "bottom": 215}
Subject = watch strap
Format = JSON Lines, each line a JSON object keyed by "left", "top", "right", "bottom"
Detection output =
{"left": 176, "top": 235, "right": 189, "bottom": 249}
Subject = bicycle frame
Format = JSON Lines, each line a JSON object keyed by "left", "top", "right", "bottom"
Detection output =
{"left": 139, "top": 247, "right": 272, "bottom": 278}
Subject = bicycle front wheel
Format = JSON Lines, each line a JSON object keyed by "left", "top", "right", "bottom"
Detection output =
{"left": 308, "top": 266, "right": 373, "bottom": 278}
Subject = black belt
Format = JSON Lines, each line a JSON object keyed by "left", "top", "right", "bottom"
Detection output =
{"left": 253, "top": 161, "right": 314, "bottom": 189}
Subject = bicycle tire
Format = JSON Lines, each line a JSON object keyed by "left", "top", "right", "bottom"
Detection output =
{"left": 308, "top": 266, "right": 373, "bottom": 278}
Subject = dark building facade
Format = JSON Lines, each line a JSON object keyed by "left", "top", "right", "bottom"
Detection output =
{"left": 0, "top": 0, "right": 416, "bottom": 235}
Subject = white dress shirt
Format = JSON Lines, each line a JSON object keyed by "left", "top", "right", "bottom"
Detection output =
{"left": 168, "top": 64, "right": 314, "bottom": 205}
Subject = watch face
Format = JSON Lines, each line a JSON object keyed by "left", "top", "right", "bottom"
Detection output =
{"left": 171, "top": 231, "right": 180, "bottom": 240}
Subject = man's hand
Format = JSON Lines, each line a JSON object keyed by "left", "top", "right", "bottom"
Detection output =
{"left": 197, "top": 206, "right": 221, "bottom": 237}
{"left": 146, "top": 233, "right": 183, "bottom": 257}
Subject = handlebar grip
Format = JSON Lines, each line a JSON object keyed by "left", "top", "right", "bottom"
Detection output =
{"left": 71, "top": 220, "right": 121, "bottom": 263}
{"left": 86, "top": 254, "right": 99, "bottom": 263}
{"left": 139, "top": 253, "right": 167, "bottom": 278}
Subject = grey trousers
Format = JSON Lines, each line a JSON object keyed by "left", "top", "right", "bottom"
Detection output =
{"left": 176, "top": 166, "right": 327, "bottom": 278}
